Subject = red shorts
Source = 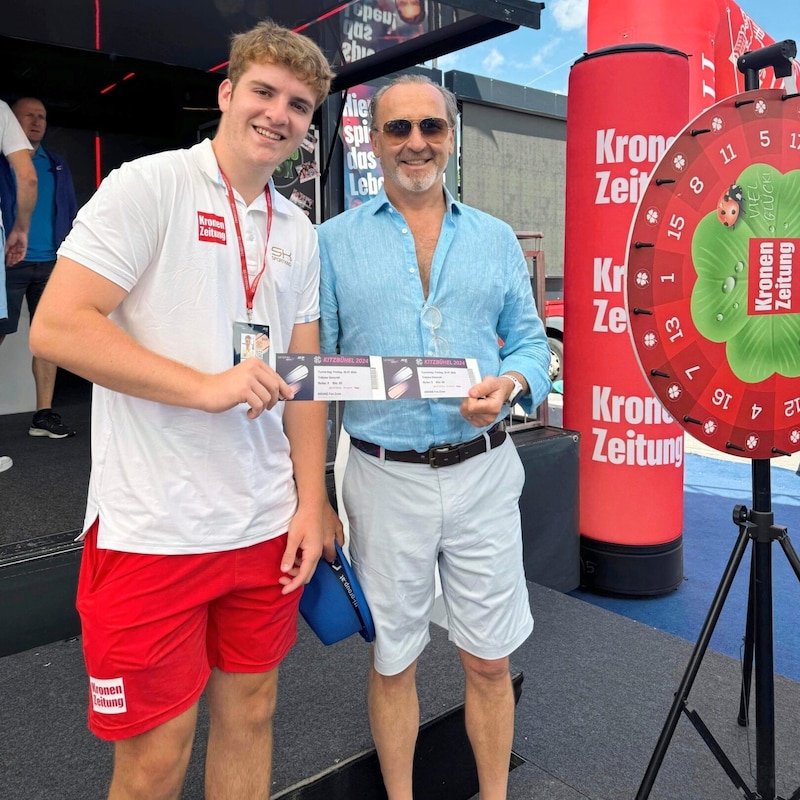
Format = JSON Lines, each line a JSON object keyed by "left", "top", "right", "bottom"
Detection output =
{"left": 77, "top": 519, "right": 301, "bottom": 741}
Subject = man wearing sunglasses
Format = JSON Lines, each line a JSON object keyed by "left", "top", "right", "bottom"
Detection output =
{"left": 319, "top": 74, "right": 551, "bottom": 800}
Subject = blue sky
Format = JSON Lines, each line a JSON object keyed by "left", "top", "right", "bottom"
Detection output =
{"left": 432, "top": 0, "right": 797, "bottom": 94}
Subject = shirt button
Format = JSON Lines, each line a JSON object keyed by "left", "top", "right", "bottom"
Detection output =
{"left": 401, "top": 228, "right": 408, "bottom": 234}
{"left": 409, "top": 268, "right": 415, "bottom": 274}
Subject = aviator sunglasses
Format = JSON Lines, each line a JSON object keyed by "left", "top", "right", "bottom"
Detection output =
{"left": 376, "top": 117, "right": 452, "bottom": 145}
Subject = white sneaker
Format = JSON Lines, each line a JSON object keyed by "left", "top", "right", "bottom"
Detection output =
{"left": 0, "top": 455, "right": 12, "bottom": 473}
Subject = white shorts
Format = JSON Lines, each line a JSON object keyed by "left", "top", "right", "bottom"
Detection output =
{"left": 343, "top": 435, "right": 533, "bottom": 676}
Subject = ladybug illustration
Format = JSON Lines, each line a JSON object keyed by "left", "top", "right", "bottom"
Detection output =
{"left": 716, "top": 184, "right": 744, "bottom": 228}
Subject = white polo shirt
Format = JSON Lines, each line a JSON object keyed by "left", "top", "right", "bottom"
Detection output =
{"left": 60, "top": 138, "right": 320, "bottom": 554}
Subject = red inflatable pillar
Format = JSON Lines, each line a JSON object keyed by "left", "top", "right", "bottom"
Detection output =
{"left": 563, "top": 45, "right": 690, "bottom": 594}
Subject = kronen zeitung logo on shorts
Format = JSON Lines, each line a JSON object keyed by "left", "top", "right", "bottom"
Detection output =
{"left": 90, "top": 676, "right": 127, "bottom": 714}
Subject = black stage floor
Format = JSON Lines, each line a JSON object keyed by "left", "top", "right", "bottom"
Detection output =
{"left": 3, "top": 379, "right": 798, "bottom": 798}
{"left": 2, "top": 581, "right": 799, "bottom": 799}
{"left": 0, "top": 371, "right": 91, "bottom": 545}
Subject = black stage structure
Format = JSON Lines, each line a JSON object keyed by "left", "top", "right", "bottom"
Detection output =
{"left": 0, "top": 0, "right": 543, "bottom": 134}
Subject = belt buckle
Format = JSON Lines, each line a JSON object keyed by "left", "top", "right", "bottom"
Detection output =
{"left": 428, "top": 443, "right": 462, "bottom": 468}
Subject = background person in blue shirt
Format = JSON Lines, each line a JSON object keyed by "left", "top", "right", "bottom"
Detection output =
{"left": 0, "top": 96, "right": 78, "bottom": 438}
{"left": 319, "top": 74, "right": 551, "bottom": 800}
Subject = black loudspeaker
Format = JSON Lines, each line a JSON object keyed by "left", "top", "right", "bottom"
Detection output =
{"left": 511, "top": 426, "right": 580, "bottom": 592}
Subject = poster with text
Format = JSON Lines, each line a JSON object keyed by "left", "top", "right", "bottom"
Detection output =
{"left": 342, "top": 84, "right": 384, "bottom": 208}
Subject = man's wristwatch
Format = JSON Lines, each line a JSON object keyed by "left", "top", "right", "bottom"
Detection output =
{"left": 501, "top": 374, "right": 526, "bottom": 406}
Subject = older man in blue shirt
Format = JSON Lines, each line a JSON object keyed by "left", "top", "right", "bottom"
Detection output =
{"left": 319, "top": 74, "right": 551, "bottom": 800}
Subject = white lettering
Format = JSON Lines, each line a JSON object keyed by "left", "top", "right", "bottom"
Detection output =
{"left": 754, "top": 240, "right": 795, "bottom": 313}
{"left": 592, "top": 298, "right": 627, "bottom": 333}
{"left": 595, "top": 128, "right": 673, "bottom": 165}
{"left": 593, "top": 257, "right": 625, "bottom": 292}
{"left": 592, "top": 385, "right": 673, "bottom": 425}
{"left": 592, "top": 427, "right": 683, "bottom": 467}
{"left": 595, "top": 168, "right": 650, "bottom": 205}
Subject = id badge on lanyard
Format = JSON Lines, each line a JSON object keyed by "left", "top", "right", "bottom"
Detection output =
{"left": 233, "top": 322, "right": 270, "bottom": 366}
{"left": 221, "top": 171, "right": 273, "bottom": 366}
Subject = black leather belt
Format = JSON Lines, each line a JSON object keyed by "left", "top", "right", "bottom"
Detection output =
{"left": 350, "top": 422, "right": 506, "bottom": 469}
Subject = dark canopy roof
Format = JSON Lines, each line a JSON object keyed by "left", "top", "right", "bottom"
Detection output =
{"left": 0, "top": 0, "right": 543, "bottom": 139}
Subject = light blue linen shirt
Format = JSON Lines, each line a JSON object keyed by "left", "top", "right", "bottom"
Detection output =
{"left": 319, "top": 187, "right": 551, "bottom": 452}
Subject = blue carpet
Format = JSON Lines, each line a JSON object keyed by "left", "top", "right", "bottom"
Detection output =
{"left": 571, "top": 452, "right": 800, "bottom": 682}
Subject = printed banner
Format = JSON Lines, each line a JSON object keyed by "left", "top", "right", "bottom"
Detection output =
{"left": 563, "top": 45, "right": 690, "bottom": 547}
{"left": 342, "top": 84, "right": 384, "bottom": 208}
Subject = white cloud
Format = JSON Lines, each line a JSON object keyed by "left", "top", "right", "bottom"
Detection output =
{"left": 549, "top": 0, "right": 588, "bottom": 33}
{"left": 434, "top": 51, "right": 462, "bottom": 71}
{"left": 482, "top": 48, "right": 505, "bottom": 74}
{"left": 516, "top": 35, "right": 564, "bottom": 70}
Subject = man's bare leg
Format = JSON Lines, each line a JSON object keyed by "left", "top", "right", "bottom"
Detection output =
{"left": 204, "top": 667, "right": 280, "bottom": 800}
{"left": 108, "top": 702, "right": 198, "bottom": 800}
{"left": 369, "top": 656, "right": 419, "bottom": 800}
{"left": 458, "top": 649, "right": 514, "bottom": 800}
{"left": 32, "top": 355, "right": 57, "bottom": 410}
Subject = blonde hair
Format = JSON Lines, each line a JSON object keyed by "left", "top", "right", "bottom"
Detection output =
{"left": 228, "top": 20, "right": 334, "bottom": 108}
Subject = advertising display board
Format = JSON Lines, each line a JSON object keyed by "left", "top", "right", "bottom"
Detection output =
{"left": 273, "top": 125, "right": 323, "bottom": 224}
{"left": 567, "top": 0, "right": 797, "bottom": 594}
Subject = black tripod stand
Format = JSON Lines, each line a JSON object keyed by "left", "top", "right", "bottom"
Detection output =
{"left": 635, "top": 458, "right": 800, "bottom": 799}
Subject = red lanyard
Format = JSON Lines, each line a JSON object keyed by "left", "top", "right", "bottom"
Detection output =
{"left": 220, "top": 171, "right": 273, "bottom": 321}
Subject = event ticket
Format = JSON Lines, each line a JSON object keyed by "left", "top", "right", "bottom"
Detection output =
{"left": 276, "top": 354, "right": 481, "bottom": 401}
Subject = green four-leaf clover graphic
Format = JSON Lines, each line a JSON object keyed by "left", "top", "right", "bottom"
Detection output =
{"left": 691, "top": 163, "right": 800, "bottom": 383}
